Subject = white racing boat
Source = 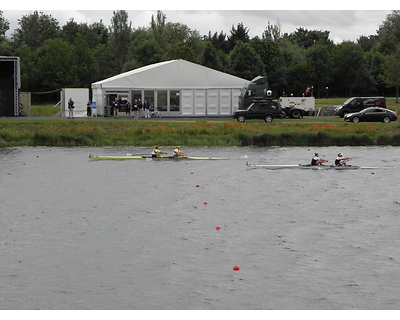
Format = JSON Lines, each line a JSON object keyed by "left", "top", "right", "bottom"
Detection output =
{"left": 245, "top": 162, "right": 379, "bottom": 170}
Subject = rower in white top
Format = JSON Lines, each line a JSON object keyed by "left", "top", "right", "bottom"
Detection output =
{"left": 334, "top": 152, "right": 352, "bottom": 166}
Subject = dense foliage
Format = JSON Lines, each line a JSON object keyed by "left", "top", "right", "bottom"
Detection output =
{"left": 1, "top": 10, "right": 400, "bottom": 102}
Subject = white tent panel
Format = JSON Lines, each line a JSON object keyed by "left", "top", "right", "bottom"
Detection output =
{"left": 220, "top": 89, "right": 233, "bottom": 115}
{"left": 207, "top": 89, "right": 219, "bottom": 116}
{"left": 194, "top": 90, "right": 206, "bottom": 116}
{"left": 181, "top": 89, "right": 194, "bottom": 116}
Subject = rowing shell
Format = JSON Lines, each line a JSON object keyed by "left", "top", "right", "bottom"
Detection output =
{"left": 245, "top": 162, "right": 378, "bottom": 170}
{"left": 89, "top": 154, "right": 229, "bottom": 161}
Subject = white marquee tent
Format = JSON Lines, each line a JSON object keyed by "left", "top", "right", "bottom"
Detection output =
{"left": 91, "top": 59, "right": 249, "bottom": 117}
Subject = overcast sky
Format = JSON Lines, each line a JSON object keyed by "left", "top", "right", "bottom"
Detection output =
{"left": 2, "top": 2, "right": 396, "bottom": 44}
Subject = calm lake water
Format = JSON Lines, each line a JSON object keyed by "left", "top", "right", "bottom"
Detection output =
{"left": 1, "top": 146, "right": 400, "bottom": 310}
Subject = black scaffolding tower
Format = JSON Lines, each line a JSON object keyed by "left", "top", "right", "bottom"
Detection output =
{"left": 0, "top": 56, "right": 20, "bottom": 117}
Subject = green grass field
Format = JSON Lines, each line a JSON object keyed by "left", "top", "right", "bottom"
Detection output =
{"left": 1, "top": 117, "right": 400, "bottom": 147}
{"left": 3, "top": 97, "right": 399, "bottom": 147}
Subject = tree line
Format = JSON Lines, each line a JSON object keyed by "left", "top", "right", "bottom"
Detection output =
{"left": 1, "top": 10, "right": 400, "bottom": 101}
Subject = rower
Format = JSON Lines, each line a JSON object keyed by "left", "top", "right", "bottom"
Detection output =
{"left": 311, "top": 153, "right": 328, "bottom": 166}
{"left": 173, "top": 146, "right": 187, "bottom": 158}
{"left": 152, "top": 147, "right": 166, "bottom": 158}
{"left": 335, "top": 153, "right": 352, "bottom": 166}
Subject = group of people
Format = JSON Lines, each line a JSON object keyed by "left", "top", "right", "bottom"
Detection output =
{"left": 112, "top": 98, "right": 151, "bottom": 119}
{"left": 67, "top": 98, "right": 94, "bottom": 119}
{"left": 152, "top": 146, "right": 187, "bottom": 158}
{"left": 311, "top": 152, "right": 352, "bottom": 166}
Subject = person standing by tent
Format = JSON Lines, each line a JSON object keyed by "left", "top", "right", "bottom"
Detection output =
{"left": 137, "top": 99, "right": 143, "bottom": 118}
{"left": 132, "top": 99, "right": 139, "bottom": 119}
{"left": 86, "top": 100, "right": 92, "bottom": 118}
{"left": 68, "top": 98, "right": 74, "bottom": 119}
{"left": 143, "top": 99, "right": 150, "bottom": 118}
{"left": 112, "top": 98, "right": 119, "bottom": 119}
{"left": 125, "top": 100, "right": 131, "bottom": 118}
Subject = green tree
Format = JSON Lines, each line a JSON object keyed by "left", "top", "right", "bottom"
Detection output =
{"left": 202, "top": 41, "right": 223, "bottom": 71}
{"left": 365, "top": 48, "right": 386, "bottom": 95}
{"left": 12, "top": 11, "right": 59, "bottom": 51}
{"left": 36, "top": 38, "right": 76, "bottom": 90}
{"left": 377, "top": 10, "right": 400, "bottom": 44}
{"left": 306, "top": 43, "right": 334, "bottom": 97}
{"left": 205, "top": 31, "right": 230, "bottom": 54}
{"left": 357, "top": 35, "right": 379, "bottom": 52}
{"left": 150, "top": 10, "right": 167, "bottom": 45}
{"left": 286, "top": 62, "right": 314, "bottom": 96}
{"left": 227, "top": 23, "right": 250, "bottom": 51}
{"left": 333, "top": 41, "right": 370, "bottom": 96}
{"left": 72, "top": 34, "right": 98, "bottom": 87}
{"left": 228, "top": 41, "right": 265, "bottom": 80}
{"left": 109, "top": 10, "right": 132, "bottom": 73}
{"left": 0, "top": 10, "right": 10, "bottom": 40}
{"left": 93, "top": 43, "right": 115, "bottom": 80}
{"left": 285, "top": 27, "right": 331, "bottom": 49}
{"left": 60, "top": 18, "right": 80, "bottom": 43}
{"left": 262, "top": 21, "right": 282, "bottom": 42}
{"left": 124, "top": 38, "right": 164, "bottom": 70}
{"left": 14, "top": 43, "right": 39, "bottom": 91}
{"left": 381, "top": 49, "right": 400, "bottom": 102}
{"left": 169, "top": 42, "right": 197, "bottom": 62}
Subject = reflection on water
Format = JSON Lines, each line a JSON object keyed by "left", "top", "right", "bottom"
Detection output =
{"left": 1, "top": 146, "right": 400, "bottom": 309}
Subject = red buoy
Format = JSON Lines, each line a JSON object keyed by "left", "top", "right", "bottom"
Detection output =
{"left": 196, "top": 184, "right": 200, "bottom": 187}
{"left": 215, "top": 226, "right": 221, "bottom": 230}
{"left": 233, "top": 265, "right": 240, "bottom": 271}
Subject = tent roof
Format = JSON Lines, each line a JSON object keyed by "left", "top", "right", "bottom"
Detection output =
{"left": 92, "top": 59, "right": 249, "bottom": 89}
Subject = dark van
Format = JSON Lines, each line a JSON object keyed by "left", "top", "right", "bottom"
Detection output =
{"left": 334, "top": 97, "right": 386, "bottom": 117}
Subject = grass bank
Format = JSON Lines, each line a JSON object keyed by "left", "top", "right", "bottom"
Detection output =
{"left": 1, "top": 119, "right": 400, "bottom": 147}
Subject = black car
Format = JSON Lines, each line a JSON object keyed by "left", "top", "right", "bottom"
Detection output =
{"left": 334, "top": 97, "right": 386, "bottom": 117}
{"left": 233, "top": 100, "right": 282, "bottom": 123}
{"left": 344, "top": 107, "right": 398, "bottom": 123}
